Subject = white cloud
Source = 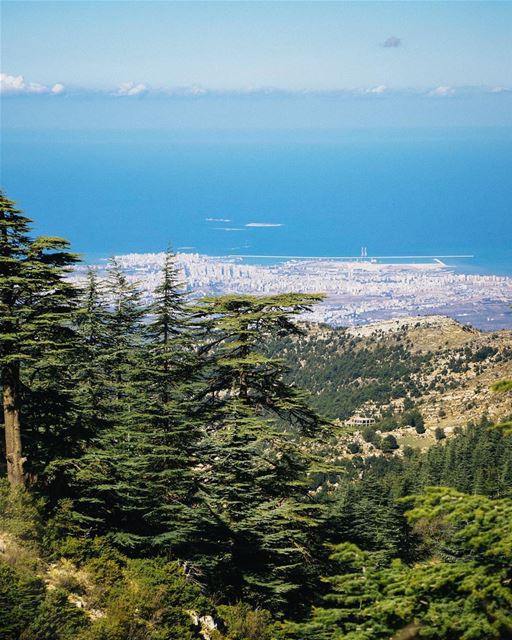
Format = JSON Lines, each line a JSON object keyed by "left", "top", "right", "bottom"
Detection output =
{"left": 51, "top": 83, "right": 65, "bottom": 94}
{"left": 184, "top": 85, "right": 207, "bottom": 96}
{"left": 364, "top": 85, "right": 387, "bottom": 95}
{"left": 0, "top": 73, "right": 64, "bottom": 95}
{"left": 206, "top": 217, "right": 231, "bottom": 222}
{"left": 114, "top": 82, "right": 148, "bottom": 97}
{"left": 1, "top": 74, "right": 26, "bottom": 93}
{"left": 215, "top": 227, "right": 246, "bottom": 232}
{"left": 245, "top": 222, "right": 284, "bottom": 228}
{"left": 490, "top": 86, "right": 511, "bottom": 93}
{"left": 426, "top": 85, "right": 455, "bottom": 98}
{"left": 382, "top": 36, "right": 402, "bottom": 48}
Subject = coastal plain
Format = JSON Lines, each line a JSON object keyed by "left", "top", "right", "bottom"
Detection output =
{"left": 82, "top": 252, "right": 512, "bottom": 331}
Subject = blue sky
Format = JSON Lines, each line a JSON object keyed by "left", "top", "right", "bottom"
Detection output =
{"left": 2, "top": 1, "right": 512, "bottom": 128}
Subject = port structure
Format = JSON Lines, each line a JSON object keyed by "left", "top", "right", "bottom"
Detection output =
{"left": 227, "top": 254, "right": 474, "bottom": 261}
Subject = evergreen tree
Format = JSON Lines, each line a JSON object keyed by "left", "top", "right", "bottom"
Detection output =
{"left": 192, "top": 294, "right": 328, "bottom": 613}
{"left": 282, "top": 488, "right": 512, "bottom": 640}
{"left": 1, "top": 192, "right": 78, "bottom": 487}
{"left": 73, "top": 259, "right": 148, "bottom": 547}
{"left": 137, "top": 250, "right": 203, "bottom": 551}
{"left": 72, "top": 268, "right": 114, "bottom": 442}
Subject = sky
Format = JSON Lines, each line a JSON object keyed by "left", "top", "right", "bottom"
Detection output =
{"left": 1, "top": 1, "right": 512, "bottom": 128}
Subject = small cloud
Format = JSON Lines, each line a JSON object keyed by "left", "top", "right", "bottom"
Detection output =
{"left": 0, "top": 73, "right": 63, "bottom": 95}
{"left": 177, "top": 246, "right": 195, "bottom": 250}
{"left": 426, "top": 85, "right": 455, "bottom": 98}
{"left": 364, "top": 85, "right": 387, "bottom": 95}
{"left": 382, "top": 36, "right": 402, "bottom": 48}
{"left": 206, "top": 217, "right": 231, "bottom": 222}
{"left": 185, "top": 85, "right": 208, "bottom": 96}
{"left": 114, "top": 82, "right": 148, "bottom": 97}
{"left": 215, "top": 227, "right": 246, "bottom": 232}
{"left": 167, "top": 85, "right": 209, "bottom": 97}
{"left": 0, "top": 73, "right": 25, "bottom": 93}
{"left": 245, "top": 222, "right": 284, "bottom": 228}
{"left": 490, "top": 86, "right": 511, "bottom": 93}
{"left": 51, "top": 83, "right": 65, "bottom": 94}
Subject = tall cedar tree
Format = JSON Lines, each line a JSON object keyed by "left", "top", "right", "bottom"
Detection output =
{"left": 73, "top": 259, "right": 149, "bottom": 547}
{"left": 137, "top": 250, "right": 203, "bottom": 551}
{"left": 0, "top": 192, "right": 78, "bottom": 487}
{"left": 73, "top": 268, "right": 115, "bottom": 442}
{"left": 53, "top": 268, "right": 117, "bottom": 507}
{"left": 191, "top": 294, "right": 328, "bottom": 614}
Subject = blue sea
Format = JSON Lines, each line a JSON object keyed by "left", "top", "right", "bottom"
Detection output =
{"left": 2, "top": 128, "right": 511, "bottom": 275}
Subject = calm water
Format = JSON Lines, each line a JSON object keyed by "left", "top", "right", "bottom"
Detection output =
{"left": 2, "top": 128, "right": 511, "bottom": 274}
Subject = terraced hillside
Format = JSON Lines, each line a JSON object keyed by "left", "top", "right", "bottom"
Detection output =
{"left": 269, "top": 315, "right": 512, "bottom": 431}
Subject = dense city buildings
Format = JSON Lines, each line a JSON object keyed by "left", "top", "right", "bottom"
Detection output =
{"left": 82, "top": 253, "right": 512, "bottom": 331}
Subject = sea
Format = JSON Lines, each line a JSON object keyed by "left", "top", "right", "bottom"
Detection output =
{"left": 2, "top": 127, "right": 511, "bottom": 275}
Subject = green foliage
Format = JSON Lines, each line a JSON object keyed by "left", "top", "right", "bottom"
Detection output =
{"left": 0, "top": 563, "right": 45, "bottom": 640}
{"left": 492, "top": 379, "right": 512, "bottom": 393}
{"left": 2, "top": 194, "right": 512, "bottom": 637}
{"left": 267, "top": 327, "right": 434, "bottom": 420}
{"left": 1, "top": 191, "right": 79, "bottom": 486}
{"left": 346, "top": 441, "right": 361, "bottom": 454}
{"left": 401, "top": 409, "right": 425, "bottom": 432}
{"left": 434, "top": 426, "right": 446, "bottom": 441}
{"left": 283, "top": 488, "right": 512, "bottom": 640}
{"left": 191, "top": 294, "right": 328, "bottom": 613}
{"left": 213, "top": 603, "right": 273, "bottom": 640}
{"left": 23, "top": 588, "right": 89, "bottom": 640}
{"left": 70, "top": 258, "right": 151, "bottom": 548}
{"left": 78, "top": 557, "right": 206, "bottom": 640}
{"left": 0, "top": 479, "right": 42, "bottom": 547}
{"left": 376, "top": 415, "right": 399, "bottom": 432}
{"left": 381, "top": 433, "right": 399, "bottom": 452}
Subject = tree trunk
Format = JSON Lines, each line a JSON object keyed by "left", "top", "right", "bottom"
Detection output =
{"left": 2, "top": 362, "right": 25, "bottom": 487}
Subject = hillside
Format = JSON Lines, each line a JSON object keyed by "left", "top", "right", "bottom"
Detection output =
{"left": 270, "top": 315, "right": 512, "bottom": 433}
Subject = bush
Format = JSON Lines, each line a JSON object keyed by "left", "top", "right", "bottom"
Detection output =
{"left": 434, "top": 427, "right": 446, "bottom": 441}
{"left": 380, "top": 435, "right": 399, "bottom": 453}
{"left": 0, "top": 480, "right": 42, "bottom": 549}
{"left": 81, "top": 557, "right": 207, "bottom": 640}
{"left": 400, "top": 410, "right": 425, "bottom": 432}
{"left": 0, "top": 562, "right": 45, "bottom": 640}
{"left": 362, "top": 427, "right": 379, "bottom": 445}
{"left": 377, "top": 416, "right": 399, "bottom": 432}
{"left": 214, "top": 603, "right": 273, "bottom": 640}
{"left": 23, "top": 588, "right": 88, "bottom": 640}
{"left": 346, "top": 442, "right": 361, "bottom": 454}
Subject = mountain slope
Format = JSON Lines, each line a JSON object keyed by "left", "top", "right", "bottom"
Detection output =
{"left": 270, "top": 315, "right": 512, "bottom": 430}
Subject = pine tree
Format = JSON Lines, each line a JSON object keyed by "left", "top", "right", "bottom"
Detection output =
{"left": 1, "top": 192, "right": 78, "bottom": 487}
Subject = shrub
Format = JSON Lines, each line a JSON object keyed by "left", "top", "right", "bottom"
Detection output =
{"left": 380, "top": 435, "right": 399, "bottom": 453}
{"left": 214, "top": 603, "right": 273, "bottom": 640}
{"left": 0, "top": 562, "right": 45, "bottom": 640}
{"left": 434, "top": 427, "right": 446, "bottom": 441}
{"left": 0, "top": 480, "right": 42, "bottom": 549}
{"left": 81, "top": 557, "right": 207, "bottom": 640}
{"left": 22, "top": 588, "right": 89, "bottom": 640}
{"left": 346, "top": 442, "right": 361, "bottom": 455}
